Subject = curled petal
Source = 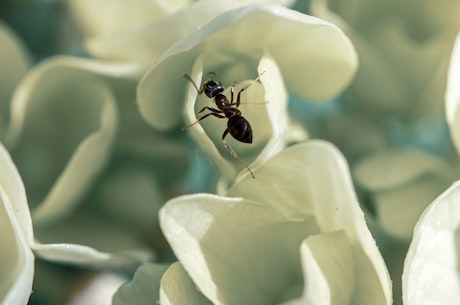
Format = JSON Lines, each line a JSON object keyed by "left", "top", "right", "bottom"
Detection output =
{"left": 283, "top": 231, "right": 353, "bottom": 305}
{"left": 0, "top": 21, "right": 30, "bottom": 138}
{"left": 160, "top": 194, "right": 319, "bottom": 305}
{"left": 403, "top": 181, "right": 460, "bottom": 305}
{"left": 138, "top": 4, "right": 357, "bottom": 130}
{"left": 160, "top": 263, "right": 213, "bottom": 305}
{"left": 228, "top": 140, "right": 392, "bottom": 304}
{"left": 0, "top": 143, "right": 34, "bottom": 305}
{"left": 5, "top": 57, "right": 143, "bottom": 224}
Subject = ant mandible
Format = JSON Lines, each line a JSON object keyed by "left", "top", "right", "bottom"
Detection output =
{"left": 181, "top": 71, "right": 265, "bottom": 178}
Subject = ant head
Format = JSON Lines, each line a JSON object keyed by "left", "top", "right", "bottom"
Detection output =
{"left": 203, "top": 80, "right": 224, "bottom": 98}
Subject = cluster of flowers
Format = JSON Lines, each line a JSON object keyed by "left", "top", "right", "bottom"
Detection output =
{"left": 1, "top": 1, "right": 460, "bottom": 304}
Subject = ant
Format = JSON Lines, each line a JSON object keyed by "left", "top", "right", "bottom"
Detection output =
{"left": 181, "top": 71, "right": 265, "bottom": 178}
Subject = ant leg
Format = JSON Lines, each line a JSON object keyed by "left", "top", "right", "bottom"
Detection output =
{"left": 222, "top": 129, "right": 255, "bottom": 178}
{"left": 182, "top": 112, "right": 225, "bottom": 131}
{"left": 234, "top": 71, "right": 266, "bottom": 107}
{"left": 196, "top": 106, "right": 221, "bottom": 116}
{"left": 182, "top": 73, "right": 206, "bottom": 94}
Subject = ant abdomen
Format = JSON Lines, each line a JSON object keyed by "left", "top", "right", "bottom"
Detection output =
{"left": 228, "top": 116, "right": 252, "bottom": 143}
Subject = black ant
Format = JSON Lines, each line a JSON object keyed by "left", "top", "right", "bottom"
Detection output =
{"left": 181, "top": 71, "right": 265, "bottom": 178}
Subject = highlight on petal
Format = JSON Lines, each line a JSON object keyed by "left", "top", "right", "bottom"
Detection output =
{"left": 113, "top": 263, "right": 169, "bottom": 305}
{"left": 283, "top": 231, "right": 353, "bottom": 305}
{"left": 228, "top": 140, "right": 392, "bottom": 305}
{"left": 402, "top": 181, "right": 460, "bottom": 305}
{"left": 0, "top": 21, "right": 30, "bottom": 139}
{"left": 138, "top": 3, "right": 357, "bottom": 130}
{"left": 5, "top": 57, "right": 143, "bottom": 224}
{"left": 160, "top": 193, "right": 319, "bottom": 305}
{"left": 160, "top": 262, "right": 213, "bottom": 305}
{"left": 0, "top": 144, "right": 34, "bottom": 305}
{"left": 446, "top": 31, "right": 460, "bottom": 155}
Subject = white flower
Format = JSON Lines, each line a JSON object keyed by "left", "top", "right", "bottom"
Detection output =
{"left": 113, "top": 141, "right": 392, "bottom": 305}
{"left": 138, "top": 4, "right": 357, "bottom": 188}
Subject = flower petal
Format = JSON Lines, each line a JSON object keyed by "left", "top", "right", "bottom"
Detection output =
{"left": 374, "top": 175, "right": 450, "bottom": 240}
{"left": 0, "top": 144, "right": 34, "bottom": 305}
{"left": 228, "top": 140, "right": 392, "bottom": 305}
{"left": 113, "top": 263, "right": 169, "bottom": 305}
{"left": 5, "top": 57, "right": 143, "bottom": 224}
{"left": 159, "top": 193, "right": 319, "bottom": 305}
{"left": 283, "top": 231, "right": 353, "bottom": 305}
{"left": 82, "top": 0, "right": 298, "bottom": 64}
{"left": 138, "top": 4, "right": 357, "bottom": 130}
{"left": 0, "top": 21, "right": 30, "bottom": 139}
{"left": 69, "top": 0, "right": 188, "bottom": 37}
{"left": 159, "top": 262, "right": 213, "bottom": 305}
{"left": 402, "top": 181, "right": 460, "bottom": 305}
{"left": 353, "top": 149, "right": 449, "bottom": 191}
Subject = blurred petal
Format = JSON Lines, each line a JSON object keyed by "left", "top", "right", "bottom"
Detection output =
{"left": 228, "top": 140, "right": 392, "bottom": 305}
{"left": 160, "top": 262, "right": 212, "bottom": 305}
{"left": 138, "top": 4, "right": 357, "bottom": 130}
{"left": 83, "top": 0, "right": 299, "bottom": 63}
{"left": 69, "top": 0, "right": 189, "bottom": 37}
{"left": 113, "top": 263, "right": 169, "bottom": 305}
{"left": 0, "top": 21, "right": 30, "bottom": 139}
{"left": 446, "top": 31, "right": 460, "bottom": 155}
{"left": 160, "top": 194, "right": 319, "bottom": 304}
{"left": 375, "top": 175, "right": 450, "bottom": 240}
{"left": 283, "top": 231, "right": 353, "bottom": 305}
{"left": 403, "top": 181, "right": 460, "bottom": 305}
{"left": 0, "top": 144, "right": 34, "bottom": 305}
{"left": 353, "top": 149, "right": 449, "bottom": 191}
{"left": 6, "top": 57, "right": 142, "bottom": 224}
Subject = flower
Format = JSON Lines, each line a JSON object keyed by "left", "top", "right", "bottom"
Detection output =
{"left": 137, "top": 4, "right": 357, "bottom": 188}
{"left": 113, "top": 141, "right": 392, "bottom": 305}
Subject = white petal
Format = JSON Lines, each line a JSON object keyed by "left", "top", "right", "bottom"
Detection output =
{"left": 138, "top": 4, "right": 357, "bottom": 129}
{"left": 113, "top": 263, "right": 169, "bottom": 305}
{"left": 159, "top": 262, "right": 212, "bottom": 305}
{"left": 160, "top": 193, "right": 319, "bottom": 305}
{"left": 228, "top": 140, "right": 392, "bottom": 305}
{"left": 283, "top": 231, "right": 353, "bottom": 305}
{"left": 446, "top": 31, "right": 460, "bottom": 155}
{"left": 403, "top": 181, "right": 460, "bottom": 305}
{"left": 0, "top": 143, "right": 34, "bottom": 305}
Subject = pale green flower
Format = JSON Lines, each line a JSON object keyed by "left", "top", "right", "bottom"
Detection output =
{"left": 113, "top": 141, "right": 392, "bottom": 305}
{"left": 69, "top": 0, "right": 296, "bottom": 65}
{"left": 138, "top": 4, "right": 357, "bottom": 188}
{"left": 402, "top": 181, "right": 460, "bottom": 305}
